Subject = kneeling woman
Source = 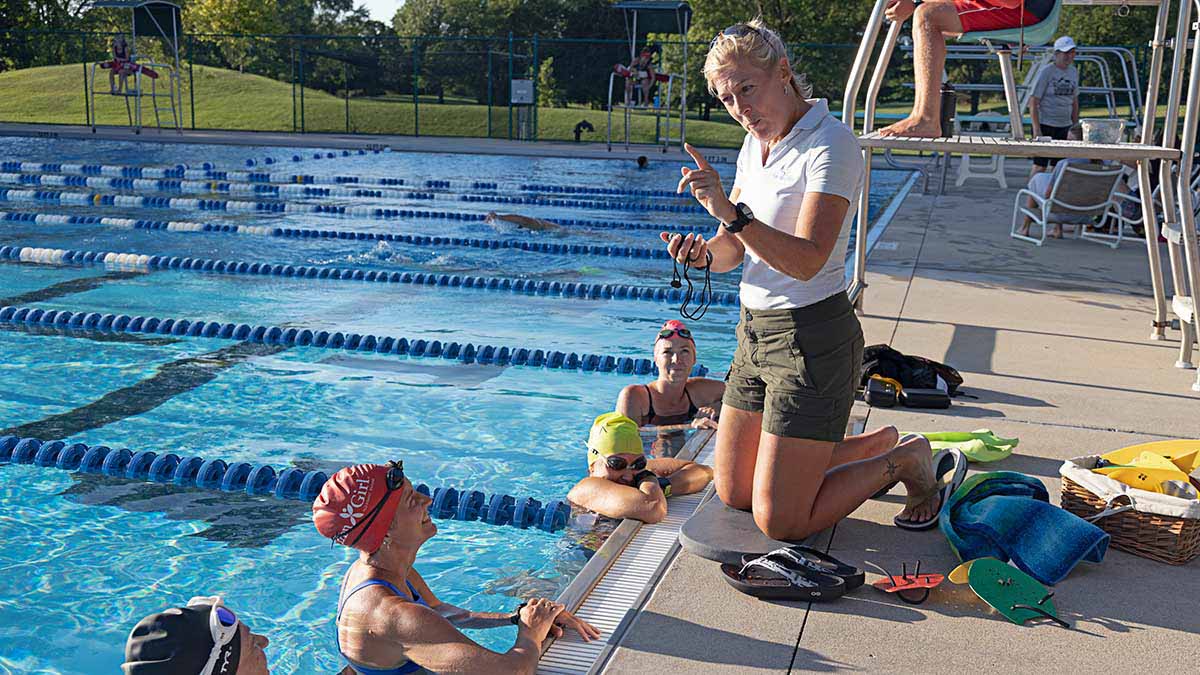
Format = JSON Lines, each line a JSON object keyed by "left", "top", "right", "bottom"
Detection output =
{"left": 568, "top": 413, "right": 713, "bottom": 524}
{"left": 314, "top": 462, "right": 600, "bottom": 675}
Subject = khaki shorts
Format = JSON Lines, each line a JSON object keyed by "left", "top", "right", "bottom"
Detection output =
{"left": 722, "top": 294, "right": 864, "bottom": 441}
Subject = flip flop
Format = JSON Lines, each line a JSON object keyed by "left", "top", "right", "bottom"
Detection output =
{"left": 965, "top": 558, "right": 1070, "bottom": 628}
{"left": 720, "top": 552, "right": 846, "bottom": 601}
{"left": 869, "top": 560, "right": 945, "bottom": 605}
{"left": 742, "top": 546, "right": 865, "bottom": 591}
{"left": 894, "top": 448, "right": 968, "bottom": 531}
{"left": 871, "top": 433, "right": 925, "bottom": 499}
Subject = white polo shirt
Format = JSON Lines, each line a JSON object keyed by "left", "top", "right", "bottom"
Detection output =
{"left": 731, "top": 98, "right": 864, "bottom": 310}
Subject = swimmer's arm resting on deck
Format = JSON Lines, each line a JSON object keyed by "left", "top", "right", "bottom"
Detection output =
{"left": 347, "top": 594, "right": 543, "bottom": 675}
{"left": 568, "top": 477, "right": 668, "bottom": 524}
{"left": 647, "top": 458, "right": 713, "bottom": 496}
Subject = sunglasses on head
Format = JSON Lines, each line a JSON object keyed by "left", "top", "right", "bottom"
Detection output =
{"left": 605, "top": 455, "right": 647, "bottom": 472}
{"left": 335, "top": 460, "right": 405, "bottom": 548}
{"left": 709, "top": 24, "right": 763, "bottom": 50}
{"left": 657, "top": 327, "right": 693, "bottom": 341}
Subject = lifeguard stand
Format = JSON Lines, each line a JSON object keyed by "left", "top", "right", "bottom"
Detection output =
{"left": 606, "top": 1, "right": 692, "bottom": 152}
{"left": 86, "top": 0, "right": 183, "bottom": 134}
{"left": 844, "top": 0, "right": 1200, "bottom": 392}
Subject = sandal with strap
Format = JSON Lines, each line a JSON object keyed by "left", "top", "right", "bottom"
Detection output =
{"left": 720, "top": 552, "right": 846, "bottom": 601}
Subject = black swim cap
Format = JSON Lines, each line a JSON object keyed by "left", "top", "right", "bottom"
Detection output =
{"left": 122, "top": 602, "right": 242, "bottom": 675}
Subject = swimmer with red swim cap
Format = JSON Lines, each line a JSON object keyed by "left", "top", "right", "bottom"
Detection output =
{"left": 616, "top": 319, "right": 725, "bottom": 430}
{"left": 313, "top": 461, "right": 599, "bottom": 675}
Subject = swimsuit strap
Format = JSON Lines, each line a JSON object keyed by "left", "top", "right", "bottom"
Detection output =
{"left": 643, "top": 384, "right": 657, "bottom": 424}
{"left": 684, "top": 387, "right": 698, "bottom": 417}
{"left": 337, "top": 577, "right": 426, "bottom": 675}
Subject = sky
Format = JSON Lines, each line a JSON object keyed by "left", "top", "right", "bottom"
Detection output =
{"left": 361, "top": 0, "right": 401, "bottom": 24}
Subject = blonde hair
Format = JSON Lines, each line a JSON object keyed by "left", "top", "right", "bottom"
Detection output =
{"left": 703, "top": 18, "right": 811, "bottom": 99}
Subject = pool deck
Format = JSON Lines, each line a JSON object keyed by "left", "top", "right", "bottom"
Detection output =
{"left": 600, "top": 160, "right": 1200, "bottom": 673}
{"left": 0, "top": 122, "right": 742, "bottom": 164}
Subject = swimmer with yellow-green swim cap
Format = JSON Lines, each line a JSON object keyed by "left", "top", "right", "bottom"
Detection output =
{"left": 569, "top": 411, "right": 714, "bottom": 524}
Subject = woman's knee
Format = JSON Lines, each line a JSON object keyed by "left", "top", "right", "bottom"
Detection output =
{"left": 753, "top": 508, "right": 817, "bottom": 541}
{"left": 715, "top": 477, "right": 752, "bottom": 510}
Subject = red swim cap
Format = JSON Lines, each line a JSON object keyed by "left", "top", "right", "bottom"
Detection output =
{"left": 312, "top": 464, "right": 403, "bottom": 553}
{"left": 657, "top": 319, "right": 694, "bottom": 344}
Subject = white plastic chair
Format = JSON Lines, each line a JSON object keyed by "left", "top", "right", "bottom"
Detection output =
{"left": 1011, "top": 161, "right": 1125, "bottom": 246}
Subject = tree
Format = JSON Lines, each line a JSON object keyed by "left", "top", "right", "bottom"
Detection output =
{"left": 538, "top": 55, "right": 565, "bottom": 107}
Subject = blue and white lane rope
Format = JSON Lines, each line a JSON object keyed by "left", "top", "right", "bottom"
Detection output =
{"left": 0, "top": 436, "right": 574, "bottom": 532}
{"left": 1, "top": 160, "right": 694, "bottom": 200}
{"left": 0, "top": 305, "right": 712, "bottom": 377}
{"left": 0, "top": 211, "right": 671, "bottom": 261}
{"left": 1, "top": 245, "right": 740, "bottom": 306}
{"left": 0, "top": 172, "right": 695, "bottom": 216}
{"left": 0, "top": 185, "right": 690, "bottom": 233}
{"left": 0, "top": 172, "right": 409, "bottom": 200}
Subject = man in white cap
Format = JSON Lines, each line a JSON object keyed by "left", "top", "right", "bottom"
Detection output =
{"left": 1029, "top": 36, "right": 1080, "bottom": 176}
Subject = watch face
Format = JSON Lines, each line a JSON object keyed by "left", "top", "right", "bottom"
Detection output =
{"left": 739, "top": 204, "right": 754, "bottom": 221}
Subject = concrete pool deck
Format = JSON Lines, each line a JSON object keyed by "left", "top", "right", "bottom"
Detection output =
{"left": 599, "top": 159, "right": 1200, "bottom": 673}
{"left": 0, "top": 122, "right": 743, "bottom": 164}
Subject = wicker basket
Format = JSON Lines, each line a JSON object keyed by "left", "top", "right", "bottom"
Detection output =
{"left": 1061, "top": 476, "right": 1200, "bottom": 565}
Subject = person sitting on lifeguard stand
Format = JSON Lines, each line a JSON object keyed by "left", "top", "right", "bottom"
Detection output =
{"left": 109, "top": 35, "right": 133, "bottom": 95}
{"left": 626, "top": 46, "right": 659, "bottom": 107}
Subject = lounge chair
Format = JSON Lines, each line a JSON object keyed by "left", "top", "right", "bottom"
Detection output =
{"left": 1092, "top": 164, "right": 1200, "bottom": 248}
{"left": 1010, "top": 161, "right": 1125, "bottom": 246}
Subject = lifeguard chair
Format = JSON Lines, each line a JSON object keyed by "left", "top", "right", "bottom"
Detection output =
{"left": 86, "top": 0, "right": 183, "bottom": 134}
{"left": 606, "top": 1, "right": 692, "bottom": 152}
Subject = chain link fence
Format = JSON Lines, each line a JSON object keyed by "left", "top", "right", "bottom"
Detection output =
{"left": 0, "top": 29, "right": 1151, "bottom": 147}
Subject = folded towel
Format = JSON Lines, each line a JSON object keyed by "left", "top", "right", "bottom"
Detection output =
{"left": 940, "top": 471, "right": 1108, "bottom": 585}
{"left": 905, "top": 429, "right": 1018, "bottom": 462}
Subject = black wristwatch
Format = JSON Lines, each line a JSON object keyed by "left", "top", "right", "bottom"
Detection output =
{"left": 509, "top": 601, "right": 528, "bottom": 625}
{"left": 657, "top": 476, "right": 673, "bottom": 498}
{"left": 722, "top": 202, "right": 754, "bottom": 233}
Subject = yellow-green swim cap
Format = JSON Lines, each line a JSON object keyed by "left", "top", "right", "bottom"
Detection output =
{"left": 587, "top": 412, "right": 643, "bottom": 462}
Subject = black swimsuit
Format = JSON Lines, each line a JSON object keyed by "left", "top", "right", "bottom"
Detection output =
{"left": 643, "top": 384, "right": 698, "bottom": 426}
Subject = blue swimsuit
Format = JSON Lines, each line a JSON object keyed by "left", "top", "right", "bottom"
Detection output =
{"left": 336, "top": 577, "right": 430, "bottom": 675}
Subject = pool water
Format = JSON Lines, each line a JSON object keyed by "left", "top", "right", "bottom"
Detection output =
{"left": 0, "top": 135, "right": 911, "bottom": 674}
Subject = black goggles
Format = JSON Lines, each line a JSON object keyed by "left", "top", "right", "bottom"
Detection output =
{"left": 657, "top": 327, "right": 693, "bottom": 341}
{"left": 605, "top": 455, "right": 648, "bottom": 472}
{"left": 709, "top": 24, "right": 763, "bottom": 50}
{"left": 335, "top": 460, "right": 406, "bottom": 548}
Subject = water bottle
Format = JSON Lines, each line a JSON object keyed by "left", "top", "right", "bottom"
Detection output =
{"left": 939, "top": 83, "right": 956, "bottom": 138}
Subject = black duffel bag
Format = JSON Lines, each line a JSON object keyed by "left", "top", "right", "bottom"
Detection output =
{"left": 860, "top": 344, "right": 963, "bottom": 396}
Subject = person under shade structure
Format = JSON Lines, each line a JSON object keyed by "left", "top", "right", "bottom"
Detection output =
{"left": 568, "top": 412, "right": 713, "bottom": 524}
{"left": 313, "top": 461, "right": 599, "bottom": 675}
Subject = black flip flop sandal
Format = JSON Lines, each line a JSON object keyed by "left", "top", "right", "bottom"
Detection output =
{"left": 720, "top": 554, "right": 846, "bottom": 601}
{"left": 751, "top": 546, "right": 866, "bottom": 591}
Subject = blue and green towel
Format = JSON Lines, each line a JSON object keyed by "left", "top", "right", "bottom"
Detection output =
{"left": 905, "top": 429, "right": 1018, "bottom": 463}
{"left": 940, "top": 471, "right": 1109, "bottom": 585}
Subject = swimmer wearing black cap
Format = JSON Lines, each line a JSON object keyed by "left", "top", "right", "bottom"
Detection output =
{"left": 122, "top": 596, "right": 270, "bottom": 675}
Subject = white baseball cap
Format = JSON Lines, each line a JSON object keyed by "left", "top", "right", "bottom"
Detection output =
{"left": 1054, "top": 36, "right": 1077, "bottom": 52}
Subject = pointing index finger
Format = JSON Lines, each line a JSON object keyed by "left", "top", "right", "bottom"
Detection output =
{"left": 683, "top": 143, "right": 712, "bottom": 170}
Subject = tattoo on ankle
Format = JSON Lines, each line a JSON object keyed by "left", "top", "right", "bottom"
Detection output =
{"left": 884, "top": 459, "right": 898, "bottom": 480}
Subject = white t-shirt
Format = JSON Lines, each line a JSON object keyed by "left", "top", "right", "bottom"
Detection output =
{"left": 731, "top": 98, "right": 864, "bottom": 310}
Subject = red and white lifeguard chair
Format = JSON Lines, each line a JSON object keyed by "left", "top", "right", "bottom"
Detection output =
{"left": 607, "top": 1, "right": 692, "bottom": 152}
{"left": 86, "top": 0, "right": 182, "bottom": 134}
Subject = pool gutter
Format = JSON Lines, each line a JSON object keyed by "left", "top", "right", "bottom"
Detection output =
{"left": 538, "top": 428, "right": 715, "bottom": 674}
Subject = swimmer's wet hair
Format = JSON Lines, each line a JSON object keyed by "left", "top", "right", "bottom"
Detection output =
{"left": 703, "top": 18, "right": 811, "bottom": 99}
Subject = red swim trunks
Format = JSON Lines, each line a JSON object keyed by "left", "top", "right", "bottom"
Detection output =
{"left": 954, "top": 0, "right": 1043, "bottom": 33}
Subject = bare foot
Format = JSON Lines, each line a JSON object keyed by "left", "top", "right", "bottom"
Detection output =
{"left": 1051, "top": 225, "right": 1063, "bottom": 239}
{"left": 892, "top": 437, "right": 940, "bottom": 525}
{"left": 878, "top": 115, "right": 942, "bottom": 138}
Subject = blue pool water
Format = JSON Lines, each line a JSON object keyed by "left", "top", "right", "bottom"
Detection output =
{"left": 0, "top": 135, "right": 911, "bottom": 673}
